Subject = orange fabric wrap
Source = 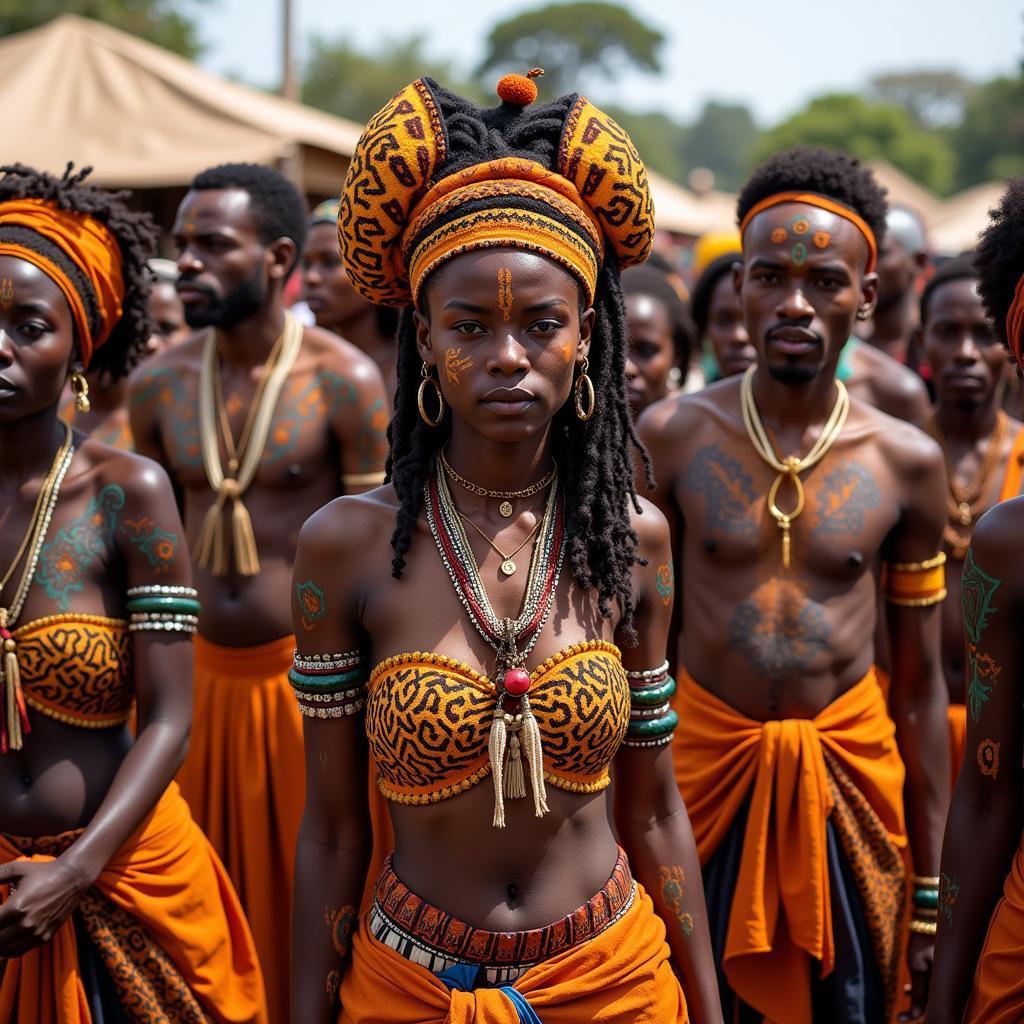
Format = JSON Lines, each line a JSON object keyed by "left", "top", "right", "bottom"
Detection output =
{"left": 883, "top": 559, "right": 947, "bottom": 604}
{"left": 339, "top": 885, "right": 687, "bottom": 1023}
{"left": 0, "top": 783, "right": 266, "bottom": 1023}
{"left": 998, "top": 426, "right": 1024, "bottom": 500}
{"left": 966, "top": 839, "right": 1024, "bottom": 1023}
{"left": 1005, "top": 273, "right": 1024, "bottom": 373}
{"left": 0, "top": 199, "right": 124, "bottom": 366}
{"left": 740, "top": 191, "right": 878, "bottom": 273}
{"left": 948, "top": 702, "right": 967, "bottom": 790}
{"left": 674, "top": 668, "right": 906, "bottom": 1024}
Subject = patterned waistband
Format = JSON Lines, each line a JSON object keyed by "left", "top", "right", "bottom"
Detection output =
{"left": 369, "top": 848, "right": 635, "bottom": 985}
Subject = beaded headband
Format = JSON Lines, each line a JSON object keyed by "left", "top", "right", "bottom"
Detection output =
{"left": 338, "top": 75, "right": 654, "bottom": 307}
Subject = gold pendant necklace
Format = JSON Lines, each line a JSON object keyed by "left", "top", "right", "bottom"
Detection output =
{"left": 456, "top": 510, "right": 543, "bottom": 576}
{"left": 439, "top": 448, "right": 554, "bottom": 518}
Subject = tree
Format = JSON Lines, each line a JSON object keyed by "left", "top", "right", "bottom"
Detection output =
{"left": 0, "top": 0, "right": 205, "bottom": 58}
{"left": 755, "top": 93, "right": 956, "bottom": 195}
{"left": 604, "top": 106, "right": 687, "bottom": 183}
{"left": 303, "top": 34, "right": 483, "bottom": 126}
{"left": 680, "top": 101, "right": 760, "bottom": 192}
{"left": 475, "top": 2, "right": 664, "bottom": 96}
{"left": 870, "top": 70, "right": 976, "bottom": 128}
{"left": 949, "top": 71, "right": 1024, "bottom": 188}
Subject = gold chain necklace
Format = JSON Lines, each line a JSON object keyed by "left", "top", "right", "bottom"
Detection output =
{"left": 1, "top": 422, "right": 75, "bottom": 751}
{"left": 456, "top": 509, "right": 544, "bottom": 577}
{"left": 926, "top": 409, "right": 1007, "bottom": 559}
{"left": 439, "top": 448, "right": 554, "bottom": 518}
{"left": 740, "top": 365, "right": 850, "bottom": 568}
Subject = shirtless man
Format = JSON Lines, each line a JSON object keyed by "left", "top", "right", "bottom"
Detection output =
{"left": 639, "top": 147, "right": 949, "bottom": 1023}
{"left": 129, "top": 162, "right": 388, "bottom": 1022}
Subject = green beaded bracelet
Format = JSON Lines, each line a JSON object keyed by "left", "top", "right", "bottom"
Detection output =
{"left": 126, "top": 596, "right": 202, "bottom": 615}
{"left": 288, "top": 667, "right": 368, "bottom": 693}
{"left": 629, "top": 677, "right": 676, "bottom": 707}
{"left": 626, "top": 709, "right": 679, "bottom": 739}
{"left": 912, "top": 888, "right": 939, "bottom": 909}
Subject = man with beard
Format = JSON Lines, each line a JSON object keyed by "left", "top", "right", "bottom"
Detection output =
{"left": 128, "top": 163, "right": 388, "bottom": 1023}
{"left": 638, "top": 147, "right": 949, "bottom": 1024}
{"left": 918, "top": 255, "right": 1024, "bottom": 787}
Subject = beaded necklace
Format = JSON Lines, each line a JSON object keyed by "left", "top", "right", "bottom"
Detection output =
{"left": 425, "top": 456, "right": 565, "bottom": 827}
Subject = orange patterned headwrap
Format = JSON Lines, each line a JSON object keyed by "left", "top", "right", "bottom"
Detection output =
{"left": 339, "top": 78, "right": 654, "bottom": 307}
{"left": 0, "top": 198, "right": 124, "bottom": 367}
{"left": 1005, "top": 273, "right": 1024, "bottom": 370}
{"left": 740, "top": 191, "right": 878, "bottom": 273}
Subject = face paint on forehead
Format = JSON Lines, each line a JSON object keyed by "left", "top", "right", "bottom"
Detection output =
{"left": 497, "top": 267, "right": 513, "bottom": 322}
{"left": 0, "top": 278, "right": 12, "bottom": 310}
{"left": 445, "top": 346, "right": 473, "bottom": 385}
{"left": 761, "top": 208, "right": 843, "bottom": 265}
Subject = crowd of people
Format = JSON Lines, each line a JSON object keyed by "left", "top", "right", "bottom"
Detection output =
{"left": 1, "top": 67, "right": 1023, "bottom": 1024}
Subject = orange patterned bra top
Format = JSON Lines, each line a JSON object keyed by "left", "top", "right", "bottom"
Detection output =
{"left": 365, "top": 640, "right": 629, "bottom": 805}
{"left": 13, "top": 615, "right": 133, "bottom": 728}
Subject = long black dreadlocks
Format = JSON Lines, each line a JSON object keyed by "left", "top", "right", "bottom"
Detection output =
{"left": 384, "top": 81, "right": 652, "bottom": 641}
{"left": 0, "top": 163, "right": 158, "bottom": 382}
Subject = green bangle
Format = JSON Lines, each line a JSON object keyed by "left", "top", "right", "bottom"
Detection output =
{"left": 288, "top": 668, "right": 368, "bottom": 693}
{"left": 126, "top": 596, "right": 202, "bottom": 615}
{"left": 912, "top": 888, "right": 939, "bottom": 909}
{"left": 626, "top": 710, "right": 678, "bottom": 739}
{"left": 629, "top": 677, "right": 676, "bottom": 706}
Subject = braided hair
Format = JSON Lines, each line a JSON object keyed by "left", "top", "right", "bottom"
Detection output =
{"left": 0, "top": 163, "right": 157, "bottom": 381}
{"left": 386, "top": 82, "right": 652, "bottom": 640}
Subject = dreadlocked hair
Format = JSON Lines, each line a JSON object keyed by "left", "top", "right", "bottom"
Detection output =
{"left": 975, "top": 177, "right": 1024, "bottom": 350}
{"left": 0, "top": 163, "right": 157, "bottom": 382}
{"left": 737, "top": 146, "right": 889, "bottom": 252}
{"left": 386, "top": 255, "right": 653, "bottom": 643}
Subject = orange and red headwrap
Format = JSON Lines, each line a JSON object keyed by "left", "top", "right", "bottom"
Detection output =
{"left": 0, "top": 198, "right": 124, "bottom": 367}
{"left": 739, "top": 191, "right": 878, "bottom": 273}
{"left": 1005, "top": 273, "right": 1024, "bottom": 371}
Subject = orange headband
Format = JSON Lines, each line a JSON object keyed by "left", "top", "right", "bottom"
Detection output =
{"left": 739, "top": 191, "right": 878, "bottom": 273}
{"left": 1005, "top": 273, "right": 1024, "bottom": 371}
{"left": 0, "top": 198, "right": 124, "bottom": 367}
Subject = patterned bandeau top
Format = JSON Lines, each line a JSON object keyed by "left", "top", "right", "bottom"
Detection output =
{"left": 365, "top": 640, "right": 629, "bottom": 804}
{"left": 14, "top": 615, "right": 133, "bottom": 728}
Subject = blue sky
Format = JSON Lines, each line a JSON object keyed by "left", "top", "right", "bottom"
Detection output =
{"left": 197, "top": 0, "right": 1022, "bottom": 125}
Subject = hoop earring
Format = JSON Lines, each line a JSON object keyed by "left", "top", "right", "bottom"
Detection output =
{"left": 574, "top": 357, "right": 595, "bottom": 421}
{"left": 417, "top": 363, "right": 445, "bottom": 427}
{"left": 70, "top": 371, "right": 91, "bottom": 414}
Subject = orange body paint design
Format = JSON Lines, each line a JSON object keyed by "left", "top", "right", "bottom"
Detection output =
{"left": 791, "top": 217, "right": 810, "bottom": 235}
{"left": 813, "top": 230, "right": 831, "bottom": 249}
{"left": 770, "top": 227, "right": 787, "bottom": 244}
{"left": 656, "top": 563, "right": 674, "bottom": 606}
{"left": 497, "top": 267, "right": 513, "bottom": 321}
{"left": 0, "top": 278, "right": 13, "bottom": 309}
{"left": 977, "top": 737, "right": 1001, "bottom": 778}
{"left": 445, "top": 347, "right": 473, "bottom": 385}
{"left": 659, "top": 865, "right": 694, "bottom": 936}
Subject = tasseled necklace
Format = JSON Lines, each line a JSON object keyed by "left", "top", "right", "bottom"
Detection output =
{"left": 425, "top": 456, "right": 564, "bottom": 827}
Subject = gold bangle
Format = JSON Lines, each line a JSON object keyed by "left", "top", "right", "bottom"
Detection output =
{"left": 912, "top": 875, "right": 941, "bottom": 888}
{"left": 887, "top": 553, "right": 946, "bottom": 573}
{"left": 885, "top": 589, "right": 947, "bottom": 607}
{"left": 342, "top": 471, "right": 386, "bottom": 487}
{"left": 913, "top": 908, "right": 938, "bottom": 918}
{"left": 908, "top": 919, "right": 938, "bottom": 936}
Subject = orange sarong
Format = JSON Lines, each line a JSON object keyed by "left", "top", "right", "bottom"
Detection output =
{"left": 999, "top": 427, "right": 1024, "bottom": 502}
{"left": 177, "top": 634, "right": 301, "bottom": 1024}
{"left": 0, "top": 783, "right": 265, "bottom": 1023}
{"left": 948, "top": 702, "right": 967, "bottom": 789}
{"left": 674, "top": 668, "right": 907, "bottom": 1024}
{"left": 966, "top": 839, "right": 1024, "bottom": 1023}
{"left": 339, "top": 885, "right": 686, "bottom": 1023}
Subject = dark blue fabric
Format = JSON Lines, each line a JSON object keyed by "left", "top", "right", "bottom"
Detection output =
{"left": 73, "top": 911, "right": 129, "bottom": 1024}
{"left": 703, "top": 801, "right": 884, "bottom": 1024}
{"left": 437, "top": 962, "right": 543, "bottom": 1023}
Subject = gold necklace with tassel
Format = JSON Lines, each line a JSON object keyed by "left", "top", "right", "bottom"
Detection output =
{"left": 0, "top": 423, "right": 75, "bottom": 752}
{"left": 196, "top": 313, "right": 302, "bottom": 577}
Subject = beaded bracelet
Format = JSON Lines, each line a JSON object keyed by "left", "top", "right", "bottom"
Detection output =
{"left": 290, "top": 653, "right": 367, "bottom": 718}
{"left": 908, "top": 919, "right": 937, "bottom": 936}
{"left": 125, "top": 585, "right": 200, "bottom": 634}
{"left": 912, "top": 888, "right": 939, "bottom": 909}
{"left": 622, "top": 666, "right": 678, "bottom": 748}
{"left": 625, "top": 661, "right": 670, "bottom": 682}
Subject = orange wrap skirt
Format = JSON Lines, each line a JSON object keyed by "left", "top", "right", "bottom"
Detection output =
{"left": 674, "top": 667, "right": 908, "bottom": 1024}
{"left": 339, "top": 885, "right": 686, "bottom": 1023}
{"left": 0, "top": 783, "right": 266, "bottom": 1023}
{"left": 948, "top": 702, "right": 967, "bottom": 790}
{"left": 177, "top": 634, "right": 302, "bottom": 1024}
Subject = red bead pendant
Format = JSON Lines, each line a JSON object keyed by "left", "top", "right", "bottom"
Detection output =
{"left": 503, "top": 668, "right": 531, "bottom": 696}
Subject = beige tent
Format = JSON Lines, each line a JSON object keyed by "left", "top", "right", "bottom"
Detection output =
{"left": 865, "top": 160, "right": 945, "bottom": 225}
{"left": 929, "top": 182, "right": 1004, "bottom": 256}
{"left": 647, "top": 171, "right": 736, "bottom": 238}
{"left": 0, "top": 15, "right": 361, "bottom": 195}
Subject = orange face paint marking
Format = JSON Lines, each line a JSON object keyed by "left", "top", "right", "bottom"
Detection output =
{"left": 445, "top": 347, "right": 473, "bottom": 385}
{"left": 0, "top": 278, "right": 13, "bottom": 310}
{"left": 497, "top": 267, "right": 513, "bottom": 322}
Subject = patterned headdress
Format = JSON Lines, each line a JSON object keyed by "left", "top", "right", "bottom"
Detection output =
{"left": 339, "top": 73, "right": 654, "bottom": 308}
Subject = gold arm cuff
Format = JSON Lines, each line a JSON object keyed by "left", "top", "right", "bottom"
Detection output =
{"left": 908, "top": 919, "right": 938, "bottom": 936}
{"left": 342, "top": 471, "right": 386, "bottom": 487}
{"left": 912, "top": 874, "right": 941, "bottom": 887}
{"left": 886, "top": 553, "right": 947, "bottom": 572}
{"left": 885, "top": 589, "right": 947, "bottom": 607}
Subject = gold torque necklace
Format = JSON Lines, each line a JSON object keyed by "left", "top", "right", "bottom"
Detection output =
{"left": 439, "top": 448, "right": 555, "bottom": 518}
{"left": 926, "top": 409, "right": 1007, "bottom": 559}
{"left": 740, "top": 365, "right": 850, "bottom": 569}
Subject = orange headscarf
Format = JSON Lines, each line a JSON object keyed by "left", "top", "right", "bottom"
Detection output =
{"left": 0, "top": 198, "right": 124, "bottom": 367}
{"left": 1005, "top": 273, "right": 1024, "bottom": 371}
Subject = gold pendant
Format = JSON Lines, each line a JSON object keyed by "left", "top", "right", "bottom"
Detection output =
{"left": 958, "top": 502, "right": 972, "bottom": 526}
{"left": 501, "top": 559, "right": 517, "bottom": 576}
{"left": 499, "top": 501, "right": 513, "bottom": 518}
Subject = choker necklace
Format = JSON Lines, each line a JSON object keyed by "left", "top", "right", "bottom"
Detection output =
{"left": 926, "top": 409, "right": 1007, "bottom": 559}
{"left": 0, "top": 422, "right": 75, "bottom": 752}
{"left": 741, "top": 365, "right": 849, "bottom": 569}
{"left": 426, "top": 456, "right": 565, "bottom": 827}
{"left": 439, "top": 448, "right": 554, "bottom": 518}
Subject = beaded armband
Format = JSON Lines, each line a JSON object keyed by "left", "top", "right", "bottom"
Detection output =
{"left": 882, "top": 552, "right": 947, "bottom": 607}
{"left": 126, "top": 585, "right": 199, "bottom": 634}
{"left": 621, "top": 661, "right": 679, "bottom": 748}
{"left": 290, "top": 650, "right": 368, "bottom": 719}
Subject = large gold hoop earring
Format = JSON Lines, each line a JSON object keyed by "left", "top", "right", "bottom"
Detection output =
{"left": 574, "top": 357, "right": 595, "bottom": 421}
{"left": 417, "top": 363, "right": 445, "bottom": 427}
{"left": 70, "top": 371, "right": 91, "bottom": 413}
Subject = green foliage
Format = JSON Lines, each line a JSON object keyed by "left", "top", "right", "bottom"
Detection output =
{"left": 755, "top": 93, "right": 956, "bottom": 195}
{"left": 475, "top": 1, "right": 664, "bottom": 96}
{"left": 303, "top": 34, "right": 483, "bottom": 125}
{"left": 0, "top": 0, "right": 206, "bottom": 58}
{"left": 870, "top": 69, "right": 976, "bottom": 128}
{"left": 605, "top": 106, "right": 686, "bottom": 182}
{"left": 681, "top": 101, "right": 759, "bottom": 192}
{"left": 950, "top": 73, "right": 1024, "bottom": 188}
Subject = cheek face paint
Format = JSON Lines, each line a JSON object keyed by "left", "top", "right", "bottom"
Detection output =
{"left": 497, "top": 267, "right": 513, "bottom": 322}
{"left": 445, "top": 346, "right": 473, "bottom": 385}
{"left": 560, "top": 343, "right": 575, "bottom": 364}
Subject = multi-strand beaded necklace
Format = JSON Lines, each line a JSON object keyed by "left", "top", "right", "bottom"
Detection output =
{"left": 424, "top": 456, "right": 565, "bottom": 827}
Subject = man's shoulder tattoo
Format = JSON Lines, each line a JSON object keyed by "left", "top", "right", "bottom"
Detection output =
{"left": 685, "top": 443, "right": 758, "bottom": 537}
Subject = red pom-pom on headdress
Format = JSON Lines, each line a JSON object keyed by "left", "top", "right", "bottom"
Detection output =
{"left": 497, "top": 68, "right": 543, "bottom": 107}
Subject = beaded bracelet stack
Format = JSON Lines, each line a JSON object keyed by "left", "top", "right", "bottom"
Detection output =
{"left": 621, "top": 661, "right": 679, "bottom": 748}
{"left": 909, "top": 874, "right": 939, "bottom": 936}
{"left": 126, "top": 585, "right": 200, "bottom": 634}
{"left": 289, "top": 651, "right": 368, "bottom": 719}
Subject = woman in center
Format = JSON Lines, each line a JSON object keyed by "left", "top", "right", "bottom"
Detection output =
{"left": 290, "top": 75, "right": 722, "bottom": 1023}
